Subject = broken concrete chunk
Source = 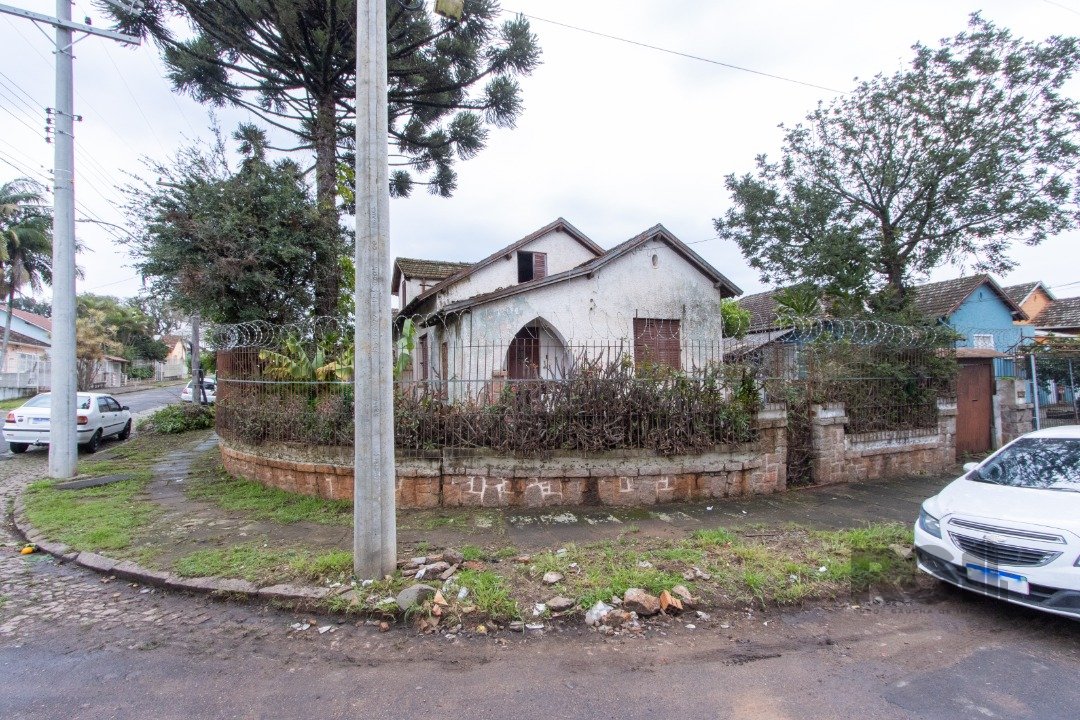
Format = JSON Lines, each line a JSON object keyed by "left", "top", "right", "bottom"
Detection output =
{"left": 622, "top": 588, "right": 660, "bottom": 616}
{"left": 584, "top": 601, "right": 613, "bottom": 626}
{"left": 542, "top": 571, "right": 564, "bottom": 585}
{"left": 546, "top": 596, "right": 576, "bottom": 613}
{"left": 395, "top": 584, "right": 436, "bottom": 611}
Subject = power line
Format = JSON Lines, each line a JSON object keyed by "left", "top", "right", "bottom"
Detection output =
{"left": 504, "top": 9, "right": 848, "bottom": 94}
{"left": 1043, "top": 0, "right": 1080, "bottom": 17}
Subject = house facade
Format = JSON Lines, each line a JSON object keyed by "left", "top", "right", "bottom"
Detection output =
{"left": 395, "top": 219, "right": 741, "bottom": 401}
{"left": 911, "top": 275, "right": 1031, "bottom": 357}
{"left": 0, "top": 307, "right": 52, "bottom": 400}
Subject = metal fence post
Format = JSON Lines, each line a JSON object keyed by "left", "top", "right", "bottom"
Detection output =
{"left": 1029, "top": 353, "right": 1041, "bottom": 431}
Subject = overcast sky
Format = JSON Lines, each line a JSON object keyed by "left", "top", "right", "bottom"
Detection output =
{"left": 1, "top": 0, "right": 1079, "bottom": 306}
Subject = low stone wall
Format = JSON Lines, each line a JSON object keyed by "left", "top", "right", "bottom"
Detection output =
{"left": 219, "top": 406, "right": 787, "bottom": 509}
{"left": 809, "top": 399, "right": 957, "bottom": 485}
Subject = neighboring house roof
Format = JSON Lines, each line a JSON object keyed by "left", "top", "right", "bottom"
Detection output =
{"left": 0, "top": 305, "right": 52, "bottom": 334}
{"left": 392, "top": 257, "right": 472, "bottom": 288}
{"left": 910, "top": 274, "right": 1025, "bottom": 321}
{"left": 2, "top": 329, "right": 48, "bottom": 348}
{"left": 435, "top": 224, "right": 742, "bottom": 316}
{"left": 1001, "top": 281, "right": 1054, "bottom": 308}
{"left": 737, "top": 289, "right": 782, "bottom": 330}
{"left": 160, "top": 334, "right": 185, "bottom": 348}
{"left": 400, "top": 217, "right": 605, "bottom": 316}
{"left": 1032, "top": 296, "right": 1080, "bottom": 330}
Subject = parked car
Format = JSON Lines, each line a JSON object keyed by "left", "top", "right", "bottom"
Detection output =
{"left": 914, "top": 426, "right": 1080, "bottom": 620}
{"left": 180, "top": 376, "right": 216, "bottom": 404}
{"left": 3, "top": 392, "right": 132, "bottom": 454}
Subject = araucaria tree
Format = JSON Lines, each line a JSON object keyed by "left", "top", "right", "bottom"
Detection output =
{"left": 126, "top": 126, "right": 334, "bottom": 325}
{"left": 106, "top": 1, "right": 541, "bottom": 315}
{"left": 715, "top": 15, "right": 1080, "bottom": 310}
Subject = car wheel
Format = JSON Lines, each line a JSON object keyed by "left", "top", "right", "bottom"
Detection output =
{"left": 82, "top": 429, "right": 102, "bottom": 454}
{"left": 8, "top": 442, "right": 28, "bottom": 454}
{"left": 117, "top": 419, "right": 132, "bottom": 441}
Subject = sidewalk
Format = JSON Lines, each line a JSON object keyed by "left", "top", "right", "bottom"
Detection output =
{"left": 118, "top": 435, "right": 948, "bottom": 560}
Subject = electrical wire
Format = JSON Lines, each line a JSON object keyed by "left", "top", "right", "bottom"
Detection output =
{"left": 502, "top": 8, "right": 848, "bottom": 94}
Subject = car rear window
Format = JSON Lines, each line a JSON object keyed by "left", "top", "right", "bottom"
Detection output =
{"left": 968, "top": 438, "right": 1080, "bottom": 492}
{"left": 21, "top": 394, "right": 92, "bottom": 409}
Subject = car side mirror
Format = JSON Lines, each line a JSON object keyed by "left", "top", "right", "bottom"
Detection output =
{"left": 121, "top": 406, "right": 130, "bottom": 411}
{"left": 962, "top": 462, "right": 979, "bottom": 473}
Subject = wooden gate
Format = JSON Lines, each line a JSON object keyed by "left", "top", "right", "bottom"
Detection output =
{"left": 956, "top": 360, "right": 993, "bottom": 457}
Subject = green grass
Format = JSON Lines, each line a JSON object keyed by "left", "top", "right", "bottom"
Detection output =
{"left": 23, "top": 475, "right": 156, "bottom": 552}
{"left": 174, "top": 546, "right": 354, "bottom": 585}
{"left": 186, "top": 452, "right": 351, "bottom": 525}
{"left": 0, "top": 397, "right": 30, "bottom": 410}
{"left": 460, "top": 544, "right": 485, "bottom": 561}
{"left": 690, "top": 527, "right": 736, "bottom": 546}
{"left": 456, "top": 569, "right": 520, "bottom": 621}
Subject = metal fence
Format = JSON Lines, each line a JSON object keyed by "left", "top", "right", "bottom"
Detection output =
{"left": 212, "top": 317, "right": 958, "bottom": 464}
{"left": 1022, "top": 339, "right": 1080, "bottom": 429}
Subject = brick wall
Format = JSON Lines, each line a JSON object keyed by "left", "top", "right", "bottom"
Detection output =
{"left": 219, "top": 405, "right": 788, "bottom": 509}
{"left": 808, "top": 399, "right": 956, "bottom": 486}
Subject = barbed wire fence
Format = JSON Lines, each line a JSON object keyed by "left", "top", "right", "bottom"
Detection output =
{"left": 209, "top": 314, "right": 960, "bottom": 470}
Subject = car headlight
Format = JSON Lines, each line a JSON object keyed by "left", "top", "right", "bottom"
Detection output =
{"left": 918, "top": 507, "right": 942, "bottom": 539}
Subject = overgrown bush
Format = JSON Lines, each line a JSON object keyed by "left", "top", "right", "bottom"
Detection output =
{"left": 127, "top": 366, "right": 154, "bottom": 381}
{"left": 216, "top": 352, "right": 762, "bottom": 456}
{"left": 140, "top": 403, "right": 216, "bottom": 434}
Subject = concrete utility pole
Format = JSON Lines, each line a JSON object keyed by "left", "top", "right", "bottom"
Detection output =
{"left": 0, "top": 1, "right": 140, "bottom": 478}
{"left": 354, "top": 0, "right": 396, "bottom": 579}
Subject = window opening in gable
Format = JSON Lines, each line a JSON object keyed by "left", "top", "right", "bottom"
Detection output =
{"left": 517, "top": 251, "right": 547, "bottom": 282}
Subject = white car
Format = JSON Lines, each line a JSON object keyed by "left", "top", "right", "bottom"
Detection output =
{"left": 180, "top": 377, "right": 216, "bottom": 404}
{"left": 914, "top": 426, "right": 1080, "bottom": 620}
{"left": 3, "top": 392, "right": 133, "bottom": 454}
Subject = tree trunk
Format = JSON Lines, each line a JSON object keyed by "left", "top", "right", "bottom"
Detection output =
{"left": 313, "top": 93, "right": 341, "bottom": 317}
{"left": 0, "top": 284, "right": 15, "bottom": 373}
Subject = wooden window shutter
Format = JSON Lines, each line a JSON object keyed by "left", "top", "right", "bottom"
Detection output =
{"left": 533, "top": 252, "right": 547, "bottom": 280}
{"left": 418, "top": 334, "right": 429, "bottom": 381}
{"left": 634, "top": 318, "right": 681, "bottom": 370}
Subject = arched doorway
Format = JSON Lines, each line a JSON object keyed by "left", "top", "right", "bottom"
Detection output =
{"left": 505, "top": 318, "right": 569, "bottom": 381}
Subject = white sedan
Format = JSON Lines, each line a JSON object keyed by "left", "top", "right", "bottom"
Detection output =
{"left": 914, "top": 426, "right": 1080, "bottom": 620}
{"left": 180, "top": 376, "right": 216, "bottom": 404}
{"left": 3, "top": 392, "right": 133, "bottom": 454}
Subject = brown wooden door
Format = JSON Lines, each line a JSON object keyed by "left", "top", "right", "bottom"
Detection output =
{"left": 956, "top": 361, "right": 993, "bottom": 457}
{"left": 507, "top": 326, "right": 540, "bottom": 380}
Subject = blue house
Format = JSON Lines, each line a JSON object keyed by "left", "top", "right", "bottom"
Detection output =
{"left": 910, "top": 274, "right": 1032, "bottom": 376}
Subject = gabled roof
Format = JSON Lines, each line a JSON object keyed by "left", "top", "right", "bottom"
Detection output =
{"left": 435, "top": 224, "right": 741, "bottom": 316}
{"left": 1001, "top": 281, "right": 1054, "bottom": 308}
{"left": 391, "top": 257, "right": 472, "bottom": 289}
{"left": 161, "top": 334, "right": 186, "bottom": 348}
{"left": 400, "top": 218, "right": 605, "bottom": 316}
{"left": 0, "top": 305, "right": 52, "bottom": 334}
{"left": 910, "top": 274, "right": 1025, "bottom": 320}
{"left": 1032, "top": 296, "right": 1080, "bottom": 330}
{"left": 737, "top": 289, "right": 783, "bottom": 330}
{"left": 1, "top": 329, "right": 48, "bottom": 348}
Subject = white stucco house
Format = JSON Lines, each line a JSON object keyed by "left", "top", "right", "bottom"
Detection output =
{"left": 394, "top": 218, "right": 741, "bottom": 401}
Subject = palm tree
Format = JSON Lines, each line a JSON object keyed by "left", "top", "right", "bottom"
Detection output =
{"left": 0, "top": 178, "right": 52, "bottom": 371}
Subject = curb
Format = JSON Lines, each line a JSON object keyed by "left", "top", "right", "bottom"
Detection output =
{"left": 10, "top": 493, "right": 338, "bottom": 613}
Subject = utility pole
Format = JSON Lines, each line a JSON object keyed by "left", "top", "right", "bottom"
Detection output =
{"left": 354, "top": 0, "right": 395, "bottom": 579}
{"left": 0, "top": 2, "right": 140, "bottom": 478}
{"left": 190, "top": 312, "right": 205, "bottom": 405}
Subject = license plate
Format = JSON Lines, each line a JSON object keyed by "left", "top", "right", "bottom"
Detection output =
{"left": 31, "top": 417, "right": 48, "bottom": 425}
{"left": 966, "top": 563, "right": 1030, "bottom": 595}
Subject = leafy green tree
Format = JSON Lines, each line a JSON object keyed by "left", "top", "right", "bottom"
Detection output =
{"left": 105, "top": 0, "right": 541, "bottom": 315}
{"left": 715, "top": 15, "right": 1080, "bottom": 310}
{"left": 719, "top": 298, "right": 750, "bottom": 339}
{"left": 77, "top": 294, "right": 169, "bottom": 362}
{"left": 0, "top": 178, "right": 52, "bottom": 369}
{"left": 126, "top": 125, "right": 335, "bottom": 325}
{"left": 11, "top": 296, "right": 51, "bottom": 317}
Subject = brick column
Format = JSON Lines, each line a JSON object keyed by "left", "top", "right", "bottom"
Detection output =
{"left": 810, "top": 403, "right": 848, "bottom": 485}
{"left": 994, "top": 378, "right": 1034, "bottom": 445}
{"left": 747, "top": 403, "right": 788, "bottom": 493}
{"left": 935, "top": 398, "right": 958, "bottom": 467}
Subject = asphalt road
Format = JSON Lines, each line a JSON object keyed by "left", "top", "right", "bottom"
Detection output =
{"left": 1, "top": 384, "right": 185, "bottom": 460}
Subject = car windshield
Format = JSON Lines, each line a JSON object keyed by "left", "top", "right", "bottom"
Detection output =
{"left": 21, "top": 394, "right": 92, "bottom": 410}
{"left": 967, "top": 437, "right": 1080, "bottom": 492}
